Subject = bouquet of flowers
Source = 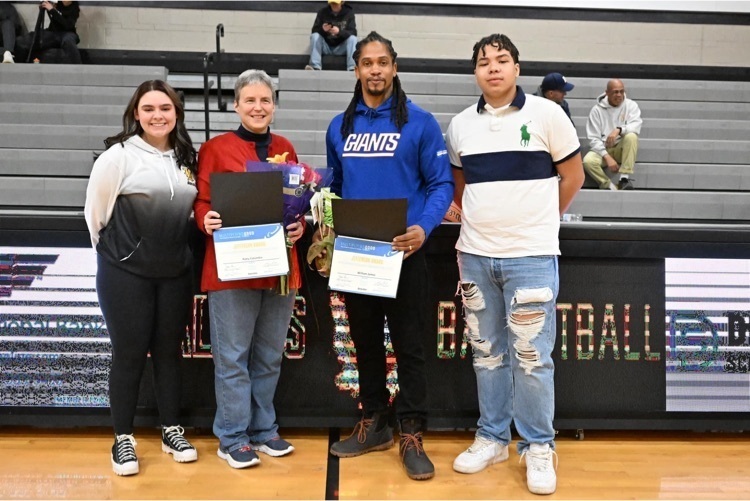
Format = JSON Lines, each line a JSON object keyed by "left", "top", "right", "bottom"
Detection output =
{"left": 247, "top": 152, "right": 324, "bottom": 227}
{"left": 307, "top": 187, "right": 340, "bottom": 277}
{"left": 246, "top": 153, "right": 326, "bottom": 294}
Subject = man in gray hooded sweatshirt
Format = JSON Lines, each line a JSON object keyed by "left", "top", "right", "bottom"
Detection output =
{"left": 583, "top": 79, "right": 642, "bottom": 190}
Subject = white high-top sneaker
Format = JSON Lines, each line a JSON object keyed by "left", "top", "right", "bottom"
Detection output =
{"left": 522, "top": 443, "right": 558, "bottom": 494}
{"left": 453, "top": 435, "right": 509, "bottom": 474}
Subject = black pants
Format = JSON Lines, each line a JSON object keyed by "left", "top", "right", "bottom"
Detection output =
{"left": 0, "top": 3, "right": 19, "bottom": 52}
{"left": 345, "top": 249, "right": 429, "bottom": 423}
{"left": 96, "top": 255, "right": 193, "bottom": 434}
{"left": 15, "top": 29, "right": 81, "bottom": 63}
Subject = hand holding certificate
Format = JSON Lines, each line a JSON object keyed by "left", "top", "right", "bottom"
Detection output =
{"left": 210, "top": 172, "right": 288, "bottom": 282}
{"left": 327, "top": 198, "right": 407, "bottom": 298}
{"left": 214, "top": 223, "right": 289, "bottom": 281}
{"left": 328, "top": 237, "right": 403, "bottom": 298}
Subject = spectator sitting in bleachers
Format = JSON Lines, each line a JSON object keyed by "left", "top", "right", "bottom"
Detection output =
{"left": 305, "top": 0, "right": 356, "bottom": 71}
{"left": 534, "top": 72, "right": 575, "bottom": 124}
{"left": 15, "top": 0, "right": 81, "bottom": 64}
{"left": 583, "top": 79, "right": 642, "bottom": 191}
{"left": 0, "top": 1, "right": 24, "bottom": 63}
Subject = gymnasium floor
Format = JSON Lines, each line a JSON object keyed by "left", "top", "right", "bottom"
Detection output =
{"left": 1, "top": 427, "right": 749, "bottom": 499}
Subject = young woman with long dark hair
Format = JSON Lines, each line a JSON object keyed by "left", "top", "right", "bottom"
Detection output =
{"left": 84, "top": 80, "right": 199, "bottom": 476}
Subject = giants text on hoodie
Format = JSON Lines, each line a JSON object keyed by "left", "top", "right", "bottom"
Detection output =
{"left": 343, "top": 133, "right": 401, "bottom": 157}
{"left": 326, "top": 96, "right": 454, "bottom": 239}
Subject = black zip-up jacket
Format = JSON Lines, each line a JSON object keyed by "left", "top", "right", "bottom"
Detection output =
{"left": 311, "top": 3, "right": 356, "bottom": 47}
{"left": 46, "top": 1, "right": 79, "bottom": 35}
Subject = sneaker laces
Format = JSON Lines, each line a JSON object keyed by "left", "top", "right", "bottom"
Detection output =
{"left": 350, "top": 416, "right": 374, "bottom": 444}
{"left": 114, "top": 434, "right": 137, "bottom": 463}
{"left": 163, "top": 425, "right": 193, "bottom": 451}
{"left": 520, "top": 446, "right": 558, "bottom": 472}
{"left": 399, "top": 432, "right": 425, "bottom": 458}
{"left": 467, "top": 436, "right": 496, "bottom": 454}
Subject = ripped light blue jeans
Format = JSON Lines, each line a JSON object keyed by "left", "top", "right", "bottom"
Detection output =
{"left": 457, "top": 251, "right": 558, "bottom": 454}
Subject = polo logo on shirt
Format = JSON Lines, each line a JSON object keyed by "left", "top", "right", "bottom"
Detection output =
{"left": 520, "top": 122, "right": 531, "bottom": 147}
{"left": 343, "top": 133, "right": 400, "bottom": 157}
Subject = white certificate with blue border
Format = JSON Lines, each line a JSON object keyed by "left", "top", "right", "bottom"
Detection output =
{"left": 213, "top": 223, "right": 288, "bottom": 281}
{"left": 328, "top": 236, "right": 403, "bottom": 298}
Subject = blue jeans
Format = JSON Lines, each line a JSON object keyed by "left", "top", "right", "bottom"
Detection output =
{"left": 309, "top": 32, "right": 356, "bottom": 70}
{"left": 208, "top": 287, "right": 296, "bottom": 452}
{"left": 457, "top": 252, "right": 559, "bottom": 454}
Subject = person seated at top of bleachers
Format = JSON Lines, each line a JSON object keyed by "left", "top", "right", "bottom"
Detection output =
{"left": 583, "top": 79, "right": 642, "bottom": 191}
{"left": 534, "top": 72, "right": 575, "bottom": 125}
{"left": 305, "top": 0, "right": 357, "bottom": 71}
{"left": 15, "top": 0, "right": 81, "bottom": 64}
{"left": 1, "top": 2, "right": 25, "bottom": 63}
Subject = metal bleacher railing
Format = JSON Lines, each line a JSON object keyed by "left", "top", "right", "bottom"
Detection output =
{"left": 202, "top": 23, "right": 228, "bottom": 142}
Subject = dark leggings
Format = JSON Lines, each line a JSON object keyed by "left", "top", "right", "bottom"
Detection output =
{"left": 96, "top": 255, "right": 193, "bottom": 435}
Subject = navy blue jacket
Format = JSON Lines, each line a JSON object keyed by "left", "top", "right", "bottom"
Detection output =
{"left": 326, "top": 96, "right": 454, "bottom": 238}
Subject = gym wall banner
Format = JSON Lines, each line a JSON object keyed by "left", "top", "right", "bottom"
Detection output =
{"left": 2, "top": 241, "right": 749, "bottom": 427}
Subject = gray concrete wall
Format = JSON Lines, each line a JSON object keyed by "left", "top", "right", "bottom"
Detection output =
{"left": 11, "top": 3, "right": 750, "bottom": 67}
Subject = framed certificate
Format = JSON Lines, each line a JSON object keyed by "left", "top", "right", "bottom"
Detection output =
{"left": 213, "top": 223, "right": 289, "bottom": 281}
{"left": 328, "top": 236, "right": 403, "bottom": 298}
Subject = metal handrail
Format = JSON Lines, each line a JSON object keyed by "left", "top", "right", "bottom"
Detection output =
{"left": 201, "top": 24, "right": 227, "bottom": 142}
{"left": 215, "top": 24, "right": 226, "bottom": 112}
{"left": 202, "top": 52, "right": 214, "bottom": 142}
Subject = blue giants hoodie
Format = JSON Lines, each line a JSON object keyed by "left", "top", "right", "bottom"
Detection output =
{"left": 326, "top": 96, "right": 454, "bottom": 238}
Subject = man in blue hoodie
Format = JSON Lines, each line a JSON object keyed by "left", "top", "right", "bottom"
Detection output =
{"left": 324, "top": 31, "right": 454, "bottom": 481}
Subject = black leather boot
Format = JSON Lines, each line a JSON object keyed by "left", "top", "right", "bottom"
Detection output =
{"left": 399, "top": 418, "right": 435, "bottom": 480}
{"left": 330, "top": 412, "right": 394, "bottom": 458}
